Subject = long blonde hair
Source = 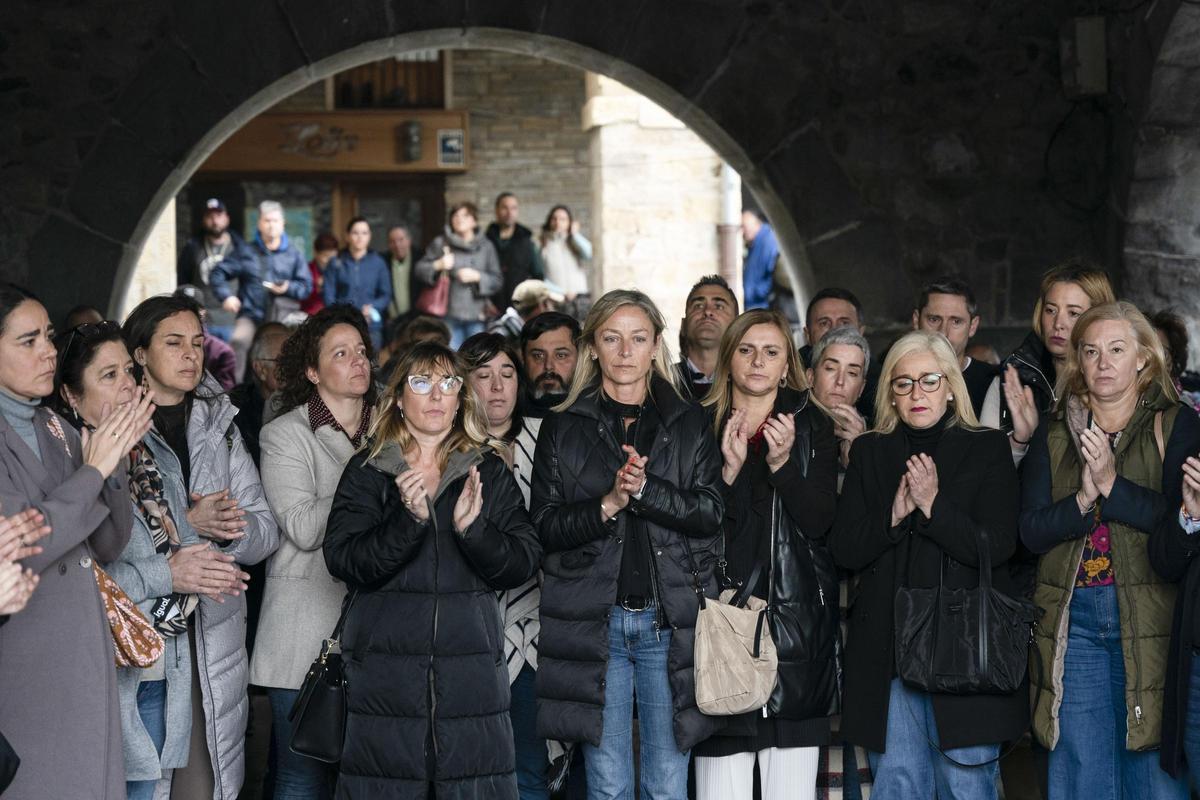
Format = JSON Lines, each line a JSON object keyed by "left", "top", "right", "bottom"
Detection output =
{"left": 1057, "top": 301, "right": 1178, "bottom": 408}
{"left": 873, "top": 331, "right": 979, "bottom": 434}
{"left": 555, "top": 289, "right": 681, "bottom": 411}
{"left": 701, "top": 309, "right": 810, "bottom": 434}
{"left": 1030, "top": 260, "right": 1116, "bottom": 338}
{"left": 366, "top": 341, "right": 497, "bottom": 469}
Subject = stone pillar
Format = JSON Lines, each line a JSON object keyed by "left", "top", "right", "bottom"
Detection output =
{"left": 583, "top": 74, "right": 739, "bottom": 352}
{"left": 118, "top": 198, "right": 176, "bottom": 320}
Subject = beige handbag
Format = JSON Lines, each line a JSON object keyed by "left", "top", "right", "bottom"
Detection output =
{"left": 693, "top": 563, "right": 779, "bottom": 716}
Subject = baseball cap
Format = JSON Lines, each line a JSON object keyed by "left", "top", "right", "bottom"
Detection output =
{"left": 512, "top": 280, "right": 565, "bottom": 311}
{"left": 204, "top": 198, "right": 227, "bottom": 213}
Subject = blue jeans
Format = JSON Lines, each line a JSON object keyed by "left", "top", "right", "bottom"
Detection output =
{"left": 512, "top": 664, "right": 550, "bottom": 800}
{"left": 268, "top": 687, "right": 334, "bottom": 800}
{"left": 868, "top": 679, "right": 999, "bottom": 799}
{"left": 1048, "top": 584, "right": 1188, "bottom": 800}
{"left": 447, "top": 319, "right": 485, "bottom": 349}
{"left": 584, "top": 604, "right": 689, "bottom": 800}
{"left": 1184, "top": 653, "right": 1200, "bottom": 792}
{"left": 126, "top": 680, "right": 168, "bottom": 800}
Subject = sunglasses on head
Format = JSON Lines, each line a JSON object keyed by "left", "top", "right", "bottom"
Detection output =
{"left": 406, "top": 374, "right": 464, "bottom": 396}
{"left": 54, "top": 320, "right": 123, "bottom": 375}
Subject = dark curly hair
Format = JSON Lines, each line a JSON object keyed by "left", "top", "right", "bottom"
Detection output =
{"left": 1150, "top": 309, "right": 1190, "bottom": 380}
{"left": 274, "top": 305, "right": 377, "bottom": 412}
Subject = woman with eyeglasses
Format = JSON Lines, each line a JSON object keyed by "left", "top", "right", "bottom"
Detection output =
{"left": 121, "top": 294, "right": 279, "bottom": 798}
{"left": 323, "top": 340, "right": 541, "bottom": 799}
{"left": 828, "top": 331, "right": 1025, "bottom": 799}
{"left": 530, "top": 289, "right": 724, "bottom": 799}
{"left": 51, "top": 317, "right": 248, "bottom": 800}
{"left": 1026, "top": 303, "right": 1196, "bottom": 799}
{"left": 0, "top": 285, "right": 153, "bottom": 800}
{"left": 250, "top": 306, "right": 376, "bottom": 799}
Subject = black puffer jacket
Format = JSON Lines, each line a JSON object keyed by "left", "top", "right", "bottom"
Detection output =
{"left": 324, "top": 445, "right": 542, "bottom": 800}
{"left": 531, "top": 376, "right": 724, "bottom": 751}
{"left": 705, "top": 389, "right": 841, "bottom": 744}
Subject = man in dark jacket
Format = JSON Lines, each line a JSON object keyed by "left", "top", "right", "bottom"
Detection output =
{"left": 177, "top": 197, "right": 244, "bottom": 341}
{"left": 210, "top": 200, "right": 312, "bottom": 379}
{"left": 675, "top": 275, "right": 737, "bottom": 400}
{"left": 486, "top": 192, "right": 545, "bottom": 312}
{"left": 911, "top": 276, "right": 996, "bottom": 418}
{"left": 799, "top": 287, "right": 881, "bottom": 423}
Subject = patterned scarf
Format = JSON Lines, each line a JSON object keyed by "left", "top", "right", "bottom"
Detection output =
{"left": 128, "top": 441, "right": 199, "bottom": 637}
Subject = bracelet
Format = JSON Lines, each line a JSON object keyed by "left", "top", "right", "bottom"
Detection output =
{"left": 1010, "top": 432, "right": 1030, "bottom": 446}
{"left": 1183, "top": 503, "right": 1200, "bottom": 525}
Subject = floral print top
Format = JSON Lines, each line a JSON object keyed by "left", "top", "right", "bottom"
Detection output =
{"left": 1075, "top": 430, "right": 1119, "bottom": 589}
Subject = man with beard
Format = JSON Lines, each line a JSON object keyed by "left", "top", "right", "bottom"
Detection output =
{"left": 519, "top": 311, "right": 580, "bottom": 413}
{"left": 177, "top": 197, "right": 245, "bottom": 341}
{"left": 676, "top": 275, "right": 738, "bottom": 399}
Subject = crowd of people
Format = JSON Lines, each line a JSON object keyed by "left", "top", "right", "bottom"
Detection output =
{"left": 3, "top": 190, "right": 1200, "bottom": 800}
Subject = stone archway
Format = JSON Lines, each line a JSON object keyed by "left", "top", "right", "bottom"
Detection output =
{"left": 23, "top": 6, "right": 885, "bottom": 320}
{"left": 1123, "top": 2, "right": 1200, "bottom": 355}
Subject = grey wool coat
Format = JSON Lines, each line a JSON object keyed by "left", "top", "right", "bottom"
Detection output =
{"left": 250, "top": 403, "right": 354, "bottom": 690}
{"left": 177, "top": 380, "right": 280, "bottom": 799}
{"left": 0, "top": 407, "right": 133, "bottom": 800}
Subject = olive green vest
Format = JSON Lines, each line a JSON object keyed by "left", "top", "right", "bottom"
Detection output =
{"left": 1030, "top": 388, "right": 1178, "bottom": 752}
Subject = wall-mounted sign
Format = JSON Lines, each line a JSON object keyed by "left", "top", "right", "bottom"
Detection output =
{"left": 437, "top": 129, "right": 465, "bottom": 168}
{"left": 199, "top": 110, "right": 469, "bottom": 174}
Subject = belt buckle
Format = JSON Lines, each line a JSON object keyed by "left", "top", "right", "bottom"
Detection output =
{"left": 621, "top": 595, "right": 648, "bottom": 612}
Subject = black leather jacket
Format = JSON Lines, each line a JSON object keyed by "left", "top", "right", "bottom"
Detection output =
{"left": 998, "top": 330, "right": 1057, "bottom": 433}
{"left": 531, "top": 375, "right": 724, "bottom": 751}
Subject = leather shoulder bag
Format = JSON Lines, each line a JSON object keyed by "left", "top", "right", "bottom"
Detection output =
{"left": 288, "top": 590, "right": 357, "bottom": 763}
{"left": 893, "top": 526, "right": 1040, "bottom": 696}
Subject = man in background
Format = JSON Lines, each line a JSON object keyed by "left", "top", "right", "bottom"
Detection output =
{"left": 486, "top": 192, "right": 545, "bottom": 312}
{"left": 177, "top": 197, "right": 244, "bottom": 341}
{"left": 676, "top": 275, "right": 738, "bottom": 399}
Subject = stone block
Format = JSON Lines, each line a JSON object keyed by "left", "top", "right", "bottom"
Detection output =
{"left": 26, "top": 216, "right": 126, "bottom": 321}
{"left": 68, "top": 125, "right": 174, "bottom": 242}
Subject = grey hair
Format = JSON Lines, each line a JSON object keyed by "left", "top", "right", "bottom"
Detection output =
{"left": 249, "top": 321, "right": 289, "bottom": 363}
{"left": 811, "top": 325, "right": 871, "bottom": 370}
{"left": 258, "top": 200, "right": 284, "bottom": 219}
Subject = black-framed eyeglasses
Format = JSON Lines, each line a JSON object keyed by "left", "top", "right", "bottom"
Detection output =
{"left": 406, "top": 374, "right": 464, "bottom": 396}
{"left": 890, "top": 372, "right": 945, "bottom": 396}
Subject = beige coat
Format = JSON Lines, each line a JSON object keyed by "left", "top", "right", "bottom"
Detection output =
{"left": 250, "top": 404, "right": 355, "bottom": 689}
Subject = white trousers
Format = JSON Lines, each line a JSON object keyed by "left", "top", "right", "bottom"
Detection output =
{"left": 695, "top": 746, "right": 819, "bottom": 800}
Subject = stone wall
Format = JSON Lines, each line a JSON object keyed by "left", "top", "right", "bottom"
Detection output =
{"left": 444, "top": 49, "right": 592, "bottom": 240}
{"left": 586, "top": 74, "right": 734, "bottom": 351}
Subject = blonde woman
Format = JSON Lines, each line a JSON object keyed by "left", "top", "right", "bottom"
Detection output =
{"left": 693, "top": 309, "right": 840, "bottom": 800}
{"left": 1023, "top": 302, "right": 1196, "bottom": 800}
{"left": 530, "top": 289, "right": 724, "bottom": 799}
{"left": 829, "top": 331, "right": 1025, "bottom": 799}
{"left": 979, "top": 262, "right": 1115, "bottom": 464}
{"left": 322, "top": 341, "right": 541, "bottom": 799}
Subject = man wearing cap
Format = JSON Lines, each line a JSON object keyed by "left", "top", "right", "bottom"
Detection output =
{"left": 177, "top": 198, "right": 245, "bottom": 341}
{"left": 487, "top": 279, "right": 563, "bottom": 342}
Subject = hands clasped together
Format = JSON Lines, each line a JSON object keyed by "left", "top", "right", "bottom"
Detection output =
{"left": 719, "top": 408, "right": 796, "bottom": 485}
{"left": 1075, "top": 425, "right": 1118, "bottom": 514}
{"left": 0, "top": 506, "right": 50, "bottom": 615}
{"left": 891, "top": 454, "right": 940, "bottom": 527}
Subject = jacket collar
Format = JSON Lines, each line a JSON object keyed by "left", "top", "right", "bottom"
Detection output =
{"left": 1061, "top": 383, "right": 1174, "bottom": 460}
{"left": 253, "top": 230, "right": 290, "bottom": 254}
{"left": 442, "top": 226, "right": 484, "bottom": 252}
{"left": 564, "top": 374, "right": 691, "bottom": 428}
{"left": 187, "top": 374, "right": 237, "bottom": 439}
{"left": 366, "top": 440, "right": 486, "bottom": 500}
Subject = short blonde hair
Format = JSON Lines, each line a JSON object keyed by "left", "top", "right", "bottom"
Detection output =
{"left": 555, "top": 289, "right": 680, "bottom": 411}
{"left": 1030, "top": 260, "right": 1115, "bottom": 339}
{"left": 1057, "top": 301, "right": 1178, "bottom": 407}
{"left": 701, "top": 309, "right": 810, "bottom": 434}
{"left": 873, "top": 330, "right": 979, "bottom": 435}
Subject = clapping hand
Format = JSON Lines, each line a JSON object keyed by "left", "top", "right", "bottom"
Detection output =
{"left": 1002, "top": 365, "right": 1039, "bottom": 446}
{"left": 617, "top": 445, "right": 649, "bottom": 497}
{"left": 187, "top": 490, "right": 248, "bottom": 542}
{"left": 905, "top": 454, "right": 939, "bottom": 518}
{"left": 396, "top": 469, "right": 431, "bottom": 522}
{"left": 453, "top": 466, "right": 484, "bottom": 534}
{"left": 720, "top": 408, "right": 750, "bottom": 485}
{"left": 1183, "top": 457, "right": 1200, "bottom": 520}
{"left": 0, "top": 562, "right": 37, "bottom": 615}
{"left": 891, "top": 474, "right": 916, "bottom": 527}
{"left": 81, "top": 388, "right": 156, "bottom": 478}
{"left": 762, "top": 413, "right": 795, "bottom": 472}
{"left": 1079, "top": 427, "right": 1117, "bottom": 498}
{"left": 0, "top": 508, "right": 50, "bottom": 563}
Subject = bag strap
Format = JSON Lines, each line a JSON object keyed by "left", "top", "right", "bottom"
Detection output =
{"left": 1154, "top": 409, "right": 1165, "bottom": 463}
{"left": 321, "top": 589, "right": 358, "bottom": 657}
{"left": 976, "top": 527, "right": 993, "bottom": 680}
{"left": 677, "top": 534, "right": 707, "bottom": 608}
{"left": 730, "top": 561, "right": 766, "bottom": 609}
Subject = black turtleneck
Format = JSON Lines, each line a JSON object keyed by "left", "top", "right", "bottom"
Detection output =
{"left": 599, "top": 390, "right": 661, "bottom": 602}
{"left": 153, "top": 399, "right": 192, "bottom": 486}
{"left": 901, "top": 410, "right": 953, "bottom": 458}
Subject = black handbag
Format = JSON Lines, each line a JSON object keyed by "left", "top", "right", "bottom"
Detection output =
{"left": 288, "top": 591, "right": 357, "bottom": 763}
{"left": 0, "top": 728, "right": 18, "bottom": 793}
{"left": 894, "top": 527, "right": 1040, "bottom": 696}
